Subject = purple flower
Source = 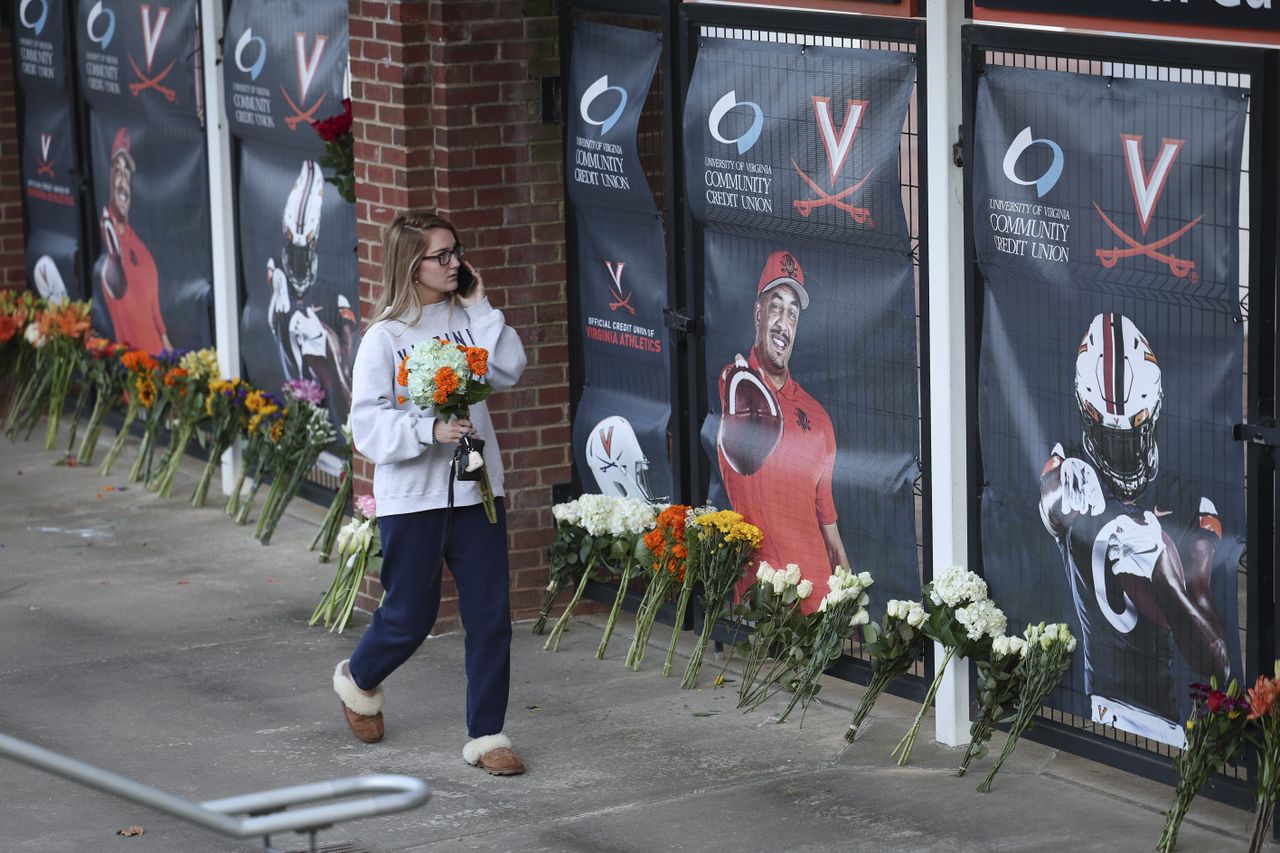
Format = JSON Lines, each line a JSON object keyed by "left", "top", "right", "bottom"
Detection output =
{"left": 283, "top": 378, "right": 326, "bottom": 406}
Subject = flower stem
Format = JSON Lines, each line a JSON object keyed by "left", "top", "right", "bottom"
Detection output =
{"left": 77, "top": 391, "right": 114, "bottom": 466}
{"left": 100, "top": 400, "right": 139, "bottom": 476}
{"left": 892, "top": 645, "right": 956, "bottom": 766}
{"left": 544, "top": 558, "right": 594, "bottom": 652}
{"left": 957, "top": 715, "right": 994, "bottom": 776}
{"left": 680, "top": 605, "right": 722, "bottom": 689}
{"left": 596, "top": 559, "right": 634, "bottom": 660}
{"left": 846, "top": 668, "right": 896, "bottom": 743}
{"left": 1248, "top": 795, "right": 1276, "bottom": 853}
{"left": 532, "top": 581, "right": 561, "bottom": 636}
{"left": 662, "top": 573, "right": 696, "bottom": 677}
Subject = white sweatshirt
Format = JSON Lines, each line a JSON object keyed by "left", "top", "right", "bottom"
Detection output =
{"left": 350, "top": 297, "right": 528, "bottom": 517}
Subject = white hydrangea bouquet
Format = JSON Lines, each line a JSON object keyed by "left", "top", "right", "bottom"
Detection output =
{"left": 977, "top": 622, "right": 1076, "bottom": 793}
{"left": 771, "top": 566, "right": 874, "bottom": 724}
{"left": 893, "top": 565, "right": 1007, "bottom": 766}
{"left": 845, "top": 598, "right": 928, "bottom": 742}
{"left": 398, "top": 339, "right": 496, "bottom": 523}
{"left": 542, "top": 494, "right": 657, "bottom": 653}
{"left": 956, "top": 633, "right": 1028, "bottom": 776}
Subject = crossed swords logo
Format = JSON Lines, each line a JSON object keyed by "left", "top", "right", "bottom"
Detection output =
{"left": 282, "top": 34, "right": 330, "bottom": 130}
{"left": 1094, "top": 134, "right": 1201, "bottom": 282}
{"left": 792, "top": 96, "right": 875, "bottom": 226}
{"left": 128, "top": 6, "right": 177, "bottom": 103}
{"left": 605, "top": 261, "right": 634, "bottom": 315}
{"left": 36, "top": 133, "right": 54, "bottom": 177}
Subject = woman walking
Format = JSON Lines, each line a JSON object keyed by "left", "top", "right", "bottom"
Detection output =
{"left": 332, "top": 212, "right": 528, "bottom": 775}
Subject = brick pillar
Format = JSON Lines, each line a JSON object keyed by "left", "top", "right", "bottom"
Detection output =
{"left": 0, "top": 21, "right": 26, "bottom": 290}
{"left": 349, "top": 0, "right": 568, "bottom": 632}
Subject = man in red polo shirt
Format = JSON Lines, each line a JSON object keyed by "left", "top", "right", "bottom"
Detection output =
{"left": 98, "top": 127, "right": 171, "bottom": 355}
{"left": 717, "top": 250, "right": 850, "bottom": 613}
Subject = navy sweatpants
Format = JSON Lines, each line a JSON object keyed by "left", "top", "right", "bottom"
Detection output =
{"left": 348, "top": 500, "right": 511, "bottom": 739}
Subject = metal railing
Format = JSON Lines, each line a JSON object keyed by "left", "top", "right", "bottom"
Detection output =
{"left": 0, "top": 733, "right": 430, "bottom": 853}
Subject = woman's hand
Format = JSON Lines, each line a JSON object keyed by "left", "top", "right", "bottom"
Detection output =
{"left": 457, "top": 261, "right": 486, "bottom": 308}
{"left": 433, "top": 417, "right": 476, "bottom": 444}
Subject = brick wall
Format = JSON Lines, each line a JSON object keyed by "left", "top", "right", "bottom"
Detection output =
{"left": 0, "top": 22, "right": 26, "bottom": 290}
{"left": 349, "top": 0, "right": 569, "bottom": 633}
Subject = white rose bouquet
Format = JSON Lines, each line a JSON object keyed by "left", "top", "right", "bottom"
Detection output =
{"left": 771, "top": 567, "right": 874, "bottom": 724}
{"left": 309, "top": 495, "right": 382, "bottom": 634}
{"left": 735, "top": 562, "right": 817, "bottom": 712}
{"left": 844, "top": 598, "right": 928, "bottom": 742}
{"left": 893, "top": 566, "right": 1006, "bottom": 766}
{"left": 956, "top": 633, "right": 1028, "bottom": 776}
{"left": 398, "top": 339, "right": 496, "bottom": 523}
{"left": 978, "top": 622, "right": 1077, "bottom": 793}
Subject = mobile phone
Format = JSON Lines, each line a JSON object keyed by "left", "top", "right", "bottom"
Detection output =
{"left": 455, "top": 263, "right": 476, "bottom": 298}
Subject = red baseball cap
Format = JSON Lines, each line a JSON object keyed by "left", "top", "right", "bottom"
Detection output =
{"left": 756, "top": 250, "right": 809, "bottom": 309}
{"left": 111, "top": 127, "right": 136, "bottom": 171}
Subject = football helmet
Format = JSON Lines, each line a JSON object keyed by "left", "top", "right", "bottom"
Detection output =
{"left": 1075, "top": 312, "right": 1162, "bottom": 501}
{"left": 585, "top": 415, "right": 664, "bottom": 503}
{"left": 281, "top": 160, "right": 324, "bottom": 299}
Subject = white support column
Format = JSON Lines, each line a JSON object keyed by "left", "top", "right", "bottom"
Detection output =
{"left": 925, "top": 0, "right": 971, "bottom": 748}
{"left": 200, "top": 0, "right": 241, "bottom": 493}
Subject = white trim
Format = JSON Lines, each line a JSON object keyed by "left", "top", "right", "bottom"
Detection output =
{"left": 332, "top": 660, "right": 384, "bottom": 717}
{"left": 462, "top": 734, "right": 512, "bottom": 765}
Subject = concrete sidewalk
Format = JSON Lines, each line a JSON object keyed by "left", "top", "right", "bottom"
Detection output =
{"left": 0, "top": 429, "right": 1252, "bottom": 852}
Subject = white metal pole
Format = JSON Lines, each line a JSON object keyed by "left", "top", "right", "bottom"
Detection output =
{"left": 200, "top": 0, "right": 242, "bottom": 493}
{"left": 925, "top": 0, "right": 971, "bottom": 748}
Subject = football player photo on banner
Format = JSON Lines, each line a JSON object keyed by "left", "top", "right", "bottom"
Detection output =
{"left": 88, "top": 108, "right": 213, "bottom": 352}
{"left": 75, "top": 0, "right": 203, "bottom": 118}
{"left": 683, "top": 39, "right": 914, "bottom": 251}
{"left": 973, "top": 67, "right": 1246, "bottom": 748}
{"left": 237, "top": 142, "right": 359, "bottom": 444}
{"left": 699, "top": 228, "right": 919, "bottom": 613}
{"left": 224, "top": 0, "right": 349, "bottom": 149}
{"left": 14, "top": 0, "right": 70, "bottom": 90}
{"left": 565, "top": 20, "right": 661, "bottom": 214}
{"left": 571, "top": 209, "right": 672, "bottom": 502}
{"left": 21, "top": 94, "right": 82, "bottom": 302}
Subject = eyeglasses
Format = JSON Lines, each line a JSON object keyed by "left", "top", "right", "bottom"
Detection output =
{"left": 427, "top": 244, "right": 465, "bottom": 266}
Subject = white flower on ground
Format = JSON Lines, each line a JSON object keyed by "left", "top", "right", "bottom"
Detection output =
{"left": 24, "top": 323, "right": 46, "bottom": 348}
{"left": 850, "top": 608, "right": 870, "bottom": 627}
{"left": 783, "top": 564, "right": 802, "bottom": 587}
{"left": 929, "top": 565, "right": 989, "bottom": 608}
{"left": 796, "top": 579, "right": 814, "bottom": 600}
{"left": 756, "top": 561, "right": 776, "bottom": 584}
{"left": 905, "top": 601, "right": 927, "bottom": 628}
{"left": 955, "top": 598, "right": 1006, "bottom": 642}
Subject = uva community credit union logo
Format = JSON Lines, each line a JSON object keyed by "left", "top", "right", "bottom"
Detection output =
{"left": 580, "top": 75, "right": 627, "bottom": 136}
{"left": 19, "top": 0, "right": 49, "bottom": 36}
{"left": 1002, "top": 127, "right": 1064, "bottom": 198}
{"left": 1093, "top": 134, "right": 1201, "bottom": 282}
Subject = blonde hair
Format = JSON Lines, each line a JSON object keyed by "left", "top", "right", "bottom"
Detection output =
{"left": 371, "top": 212, "right": 462, "bottom": 327}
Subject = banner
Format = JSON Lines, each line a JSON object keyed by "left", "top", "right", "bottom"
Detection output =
{"left": 22, "top": 94, "right": 82, "bottom": 302}
{"left": 571, "top": 210, "right": 671, "bottom": 502}
{"left": 14, "top": 0, "right": 70, "bottom": 90}
{"left": 237, "top": 142, "right": 359, "bottom": 441}
{"left": 698, "top": 229, "right": 919, "bottom": 608}
{"left": 224, "top": 0, "right": 349, "bottom": 149}
{"left": 87, "top": 107, "right": 213, "bottom": 351}
{"left": 684, "top": 39, "right": 914, "bottom": 251}
{"left": 974, "top": 66, "right": 1246, "bottom": 747}
{"left": 75, "top": 0, "right": 203, "bottom": 118}
{"left": 565, "top": 21, "right": 661, "bottom": 214}
{"left": 566, "top": 19, "right": 673, "bottom": 502}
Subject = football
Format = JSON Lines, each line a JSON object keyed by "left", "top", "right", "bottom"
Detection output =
{"left": 718, "top": 364, "right": 783, "bottom": 476}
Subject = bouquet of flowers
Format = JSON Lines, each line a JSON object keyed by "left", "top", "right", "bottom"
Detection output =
{"left": 1247, "top": 664, "right": 1280, "bottom": 853}
{"left": 148, "top": 348, "right": 218, "bottom": 497}
{"left": 4, "top": 304, "right": 52, "bottom": 442}
{"left": 0, "top": 291, "right": 39, "bottom": 424}
{"left": 254, "top": 379, "right": 336, "bottom": 544}
{"left": 543, "top": 494, "right": 656, "bottom": 653}
{"left": 660, "top": 506, "right": 714, "bottom": 676}
{"left": 625, "top": 504, "right": 691, "bottom": 670}
{"left": 37, "top": 300, "right": 91, "bottom": 450}
{"left": 311, "top": 98, "right": 354, "bottom": 204}
{"left": 309, "top": 494, "right": 382, "bottom": 634}
{"left": 228, "top": 389, "right": 283, "bottom": 519}
{"left": 978, "top": 622, "right": 1078, "bottom": 793}
{"left": 399, "top": 339, "right": 496, "bottom": 523}
{"left": 1155, "top": 676, "right": 1247, "bottom": 851}
{"left": 75, "top": 336, "right": 127, "bottom": 466}
{"left": 595, "top": 502, "right": 659, "bottom": 659}
{"left": 311, "top": 417, "right": 355, "bottom": 561}
{"left": 128, "top": 350, "right": 181, "bottom": 484}
{"left": 845, "top": 598, "right": 928, "bottom": 742}
{"left": 535, "top": 498, "right": 586, "bottom": 635}
{"left": 893, "top": 565, "right": 1006, "bottom": 766}
{"left": 192, "top": 378, "right": 249, "bottom": 507}
{"left": 736, "top": 562, "right": 816, "bottom": 712}
{"left": 956, "top": 633, "right": 1028, "bottom": 776}
{"left": 100, "top": 349, "right": 158, "bottom": 475}
{"left": 679, "top": 509, "right": 762, "bottom": 688}
{"left": 772, "top": 567, "right": 873, "bottom": 724}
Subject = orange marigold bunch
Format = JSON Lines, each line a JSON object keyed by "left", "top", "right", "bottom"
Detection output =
{"left": 397, "top": 355, "right": 410, "bottom": 388}
{"left": 121, "top": 349, "right": 158, "bottom": 373}
{"left": 463, "top": 346, "right": 489, "bottom": 377}
{"left": 433, "top": 366, "right": 459, "bottom": 405}
{"left": 644, "top": 504, "right": 691, "bottom": 583}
